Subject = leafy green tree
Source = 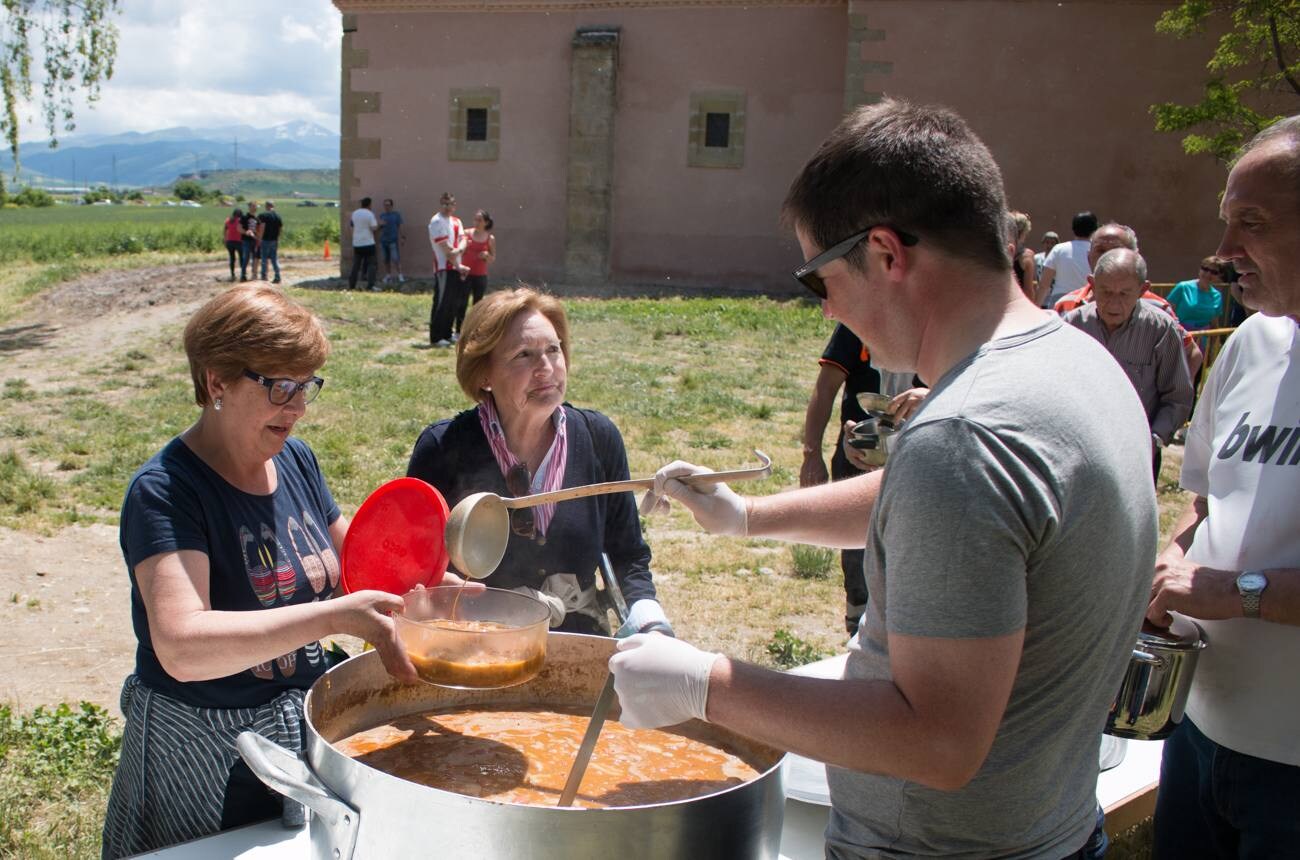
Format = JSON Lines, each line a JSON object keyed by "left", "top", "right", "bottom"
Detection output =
{"left": 1152, "top": 0, "right": 1300, "bottom": 161}
{"left": 0, "top": 170, "right": 7, "bottom": 206}
{"left": 172, "top": 178, "right": 205, "bottom": 201}
{"left": 0, "top": 0, "right": 121, "bottom": 173}
{"left": 12, "top": 184, "right": 53, "bottom": 206}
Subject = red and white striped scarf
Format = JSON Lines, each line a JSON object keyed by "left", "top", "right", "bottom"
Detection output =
{"left": 477, "top": 396, "right": 568, "bottom": 537}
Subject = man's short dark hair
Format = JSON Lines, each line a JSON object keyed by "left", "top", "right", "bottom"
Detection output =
{"left": 360, "top": 197, "right": 372, "bottom": 208}
{"left": 782, "top": 98, "right": 1009, "bottom": 273}
{"left": 1071, "top": 211, "right": 1098, "bottom": 238}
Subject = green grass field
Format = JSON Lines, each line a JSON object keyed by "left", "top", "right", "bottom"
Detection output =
{"left": 0, "top": 256, "right": 1190, "bottom": 858}
{"left": 0, "top": 205, "right": 341, "bottom": 263}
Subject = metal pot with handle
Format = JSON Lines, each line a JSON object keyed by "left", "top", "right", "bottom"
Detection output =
{"left": 1105, "top": 615, "right": 1206, "bottom": 741}
{"left": 239, "top": 632, "right": 786, "bottom": 859}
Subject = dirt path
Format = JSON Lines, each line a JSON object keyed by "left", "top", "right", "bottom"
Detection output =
{"left": 0, "top": 257, "right": 340, "bottom": 717}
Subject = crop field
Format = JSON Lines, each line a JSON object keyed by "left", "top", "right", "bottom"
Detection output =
{"left": 0, "top": 205, "right": 341, "bottom": 263}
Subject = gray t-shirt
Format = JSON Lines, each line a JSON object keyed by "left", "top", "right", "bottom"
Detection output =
{"left": 826, "top": 317, "right": 1157, "bottom": 859}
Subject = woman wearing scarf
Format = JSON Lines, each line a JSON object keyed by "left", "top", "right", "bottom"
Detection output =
{"left": 407, "top": 287, "right": 669, "bottom": 636}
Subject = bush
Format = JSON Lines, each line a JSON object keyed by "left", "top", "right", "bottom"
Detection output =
{"left": 790, "top": 544, "right": 835, "bottom": 579}
{"left": 12, "top": 187, "right": 55, "bottom": 208}
{"left": 765, "top": 629, "right": 829, "bottom": 669}
{"left": 172, "top": 179, "right": 205, "bottom": 201}
{"left": 82, "top": 186, "right": 117, "bottom": 205}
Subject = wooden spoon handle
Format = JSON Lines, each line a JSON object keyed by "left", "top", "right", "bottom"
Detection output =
{"left": 502, "top": 450, "right": 772, "bottom": 509}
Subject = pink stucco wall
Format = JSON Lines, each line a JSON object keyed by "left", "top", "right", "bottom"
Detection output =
{"left": 343, "top": 1, "right": 1228, "bottom": 290}
{"left": 344, "top": 5, "right": 846, "bottom": 290}
{"left": 858, "top": 0, "right": 1227, "bottom": 282}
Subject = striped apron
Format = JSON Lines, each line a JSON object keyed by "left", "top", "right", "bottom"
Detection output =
{"left": 100, "top": 675, "right": 305, "bottom": 859}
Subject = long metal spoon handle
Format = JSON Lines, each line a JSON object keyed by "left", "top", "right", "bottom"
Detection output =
{"left": 504, "top": 450, "right": 772, "bottom": 510}
{"left": 557, "top": 673, "right": 618, "bottom": 807}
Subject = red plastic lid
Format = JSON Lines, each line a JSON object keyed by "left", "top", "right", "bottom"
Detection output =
{"left": 342, "top": 478, "right": 450, "bottom": 595}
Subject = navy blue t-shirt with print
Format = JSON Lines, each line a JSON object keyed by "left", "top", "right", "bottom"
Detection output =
{"left": 120, "top": 436, "right": 341, "bottom": 709}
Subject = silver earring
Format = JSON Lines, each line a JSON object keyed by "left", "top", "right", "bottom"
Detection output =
{"left": 214, "top": 398, "right": 223, "bottom": 412}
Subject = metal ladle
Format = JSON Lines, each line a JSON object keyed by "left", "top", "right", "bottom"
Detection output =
{"left": 445, "top": 450, "right": 772, "bottom": 580}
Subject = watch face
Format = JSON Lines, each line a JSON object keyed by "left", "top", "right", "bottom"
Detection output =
{"left": 1238, "top": 572, "right": 1268, "bottom": 593}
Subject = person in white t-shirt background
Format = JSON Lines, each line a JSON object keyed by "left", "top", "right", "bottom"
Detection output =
{"left": 1036, "top": 211, "right": 1097, "bottom": 308}
{"left": 347, "top": 197, "right": 379, "bottom": 291}
{"left": 427, "top": 192, "right": 471, "bottom": 348}
{"left": 1147, "top": 115, "right": 1300, "bottom": 857}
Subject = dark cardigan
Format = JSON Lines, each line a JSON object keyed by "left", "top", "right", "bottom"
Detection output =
{"left": 406, "top": 404, "right": 656, "bottom": 605}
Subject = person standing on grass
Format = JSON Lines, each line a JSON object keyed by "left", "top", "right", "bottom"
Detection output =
{"left": 1037, "top": 210, "right": 1097, "bottom": 307}
{"left": 347, "top": 197, "right": 379, "bottom": 291}
{"left": 240, "top": 202, "right": 260, "bottom": 283}
{"left": 799, "top": 322, "right": 926, "bottom": 637}
{"left": 99, "top": 286, "right": 440, "bottom": 858}
{"left": 613, "top": 99, "right": 1155, "bottom": 859}
{"left": 459, "top": 209, "right": 495, "bottom": 329}
{"left": 1147, "top": 115, "right": 1300, "bottom": 858}
{"left": 223, "top": 209, "right": 244, "bottom": 282}
{"left": 427, "top": 192, "right": 470, "bottom": 347}
{"left": 257, "top": 201, "right": 283, "bottom": 285}
{"left": 1061, "top": 248, "right": 1193, "bottom": 483}
{"left": 378, "top": 198, "right": 405, "bottom": 285}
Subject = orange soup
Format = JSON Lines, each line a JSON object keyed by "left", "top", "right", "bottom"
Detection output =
{"left": 333, "top": 705, "right": 762, "bottom": 808}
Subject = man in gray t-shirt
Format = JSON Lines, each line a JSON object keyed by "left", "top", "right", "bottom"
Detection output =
{"left": 608, "top": 99, "right": 1157, "bottom": 859}
{"left": 827, "top": 317, "right": 1154, "bottom": 857}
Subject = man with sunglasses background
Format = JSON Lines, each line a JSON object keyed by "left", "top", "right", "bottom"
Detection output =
{"left": 611, "top": 99, "right": 1157, "bottom": 859}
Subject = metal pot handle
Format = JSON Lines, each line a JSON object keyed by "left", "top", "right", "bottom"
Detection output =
{"left": 1132, "top": 649, "right": 1162, "bottom": 666}
{"left": 237, "top": 731, "right": 359, "bottom": 860}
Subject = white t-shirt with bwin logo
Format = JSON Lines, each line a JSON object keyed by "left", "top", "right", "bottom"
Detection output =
{"left": 1180, "top": 311, "right": 1300, "bottom": 767}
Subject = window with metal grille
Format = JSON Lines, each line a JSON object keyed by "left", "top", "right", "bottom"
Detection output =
{"left": 467, "top": 108, "right": 488, "bottom": 142}
{"left": 704, "top": 112, "right": 731, "bottom": 148}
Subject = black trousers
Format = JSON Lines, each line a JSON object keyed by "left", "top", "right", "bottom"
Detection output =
{"left": 460, "top": 274, "right": 488, "bottom": 332}
{"left": 348, "top": 246, "right": 377, "bottom": 290}
{"left": 429, "top": 270, "right": 467, "bottom": 343}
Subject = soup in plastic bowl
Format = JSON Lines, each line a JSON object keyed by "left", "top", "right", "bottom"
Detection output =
{"left": 395, "top": 586, "right": 550, "bottom": 689}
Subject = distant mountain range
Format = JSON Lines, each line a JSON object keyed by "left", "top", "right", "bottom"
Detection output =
{"left": 2, "top": 120, "right": 339, "bottom": 188}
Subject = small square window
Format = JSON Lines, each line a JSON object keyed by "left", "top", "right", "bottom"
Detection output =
{"left": 449, "top": 87, "right": 500, "bottom": 161}
{"left": 688, "top": 90, "right": 745, "bottom": 169}
{"left": 704, "top": 112, "right": 731, "bottom": 148}
{"left": 466, "top": 108, "right": 488, "bottom": 142}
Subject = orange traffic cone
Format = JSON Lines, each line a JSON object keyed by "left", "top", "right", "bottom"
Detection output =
{"left": 323, "top": 239, "right": 331, "bottom": 260}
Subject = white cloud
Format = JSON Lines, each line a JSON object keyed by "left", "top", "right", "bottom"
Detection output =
{"left": 15, "top": 0, "right": 341, "bottom": 140}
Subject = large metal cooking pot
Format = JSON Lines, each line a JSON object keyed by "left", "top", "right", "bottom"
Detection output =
{"left": 238, "top": 632, "right": 786, "bottom": 859}
{"left": 1105, "top": 616, "right": 1206, "bottom": 741}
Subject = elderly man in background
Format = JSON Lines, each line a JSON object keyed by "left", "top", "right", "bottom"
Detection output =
{"left": 1148, "top": 115, "right": 1300, "bottom": 858}
{"left": 1062, "top": 248, "right": 1193, "bottom": 480}
{"left": 1055, "top": 222, "right": 1204, "bottom": 379}
{"left": 1037, "top": 210, "right": 1097, "bottom": 307}
{"left": 613, "top": 99, "right": 1155, "bottom": 860}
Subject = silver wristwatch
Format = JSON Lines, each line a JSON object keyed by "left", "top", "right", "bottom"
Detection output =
{"left": 1236, "top": 570, "right": 1268, "bottom": 619}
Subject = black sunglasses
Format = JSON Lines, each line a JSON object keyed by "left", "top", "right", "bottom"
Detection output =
{"left": 505, "top": 463, "right": 537, "bottom": 540}
{"left": 792, "top": 225, "right": 919, "bottom": 300}
{"left": 242, "top": 370, "right": 325, "bottom": 405}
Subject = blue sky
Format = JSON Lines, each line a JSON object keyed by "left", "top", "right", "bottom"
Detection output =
{"left": 16, "top": 0, "right": 342, "bottom": 140}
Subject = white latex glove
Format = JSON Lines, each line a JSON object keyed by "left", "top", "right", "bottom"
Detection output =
{"left": 639, "top": 461, "right": 749, "bottom": 536}
{"left": 609, "top": 632, "right": 721, "bottom": 729}
{"left": 615, "top": 598, "right": 674, "bottom": 638}
{"left": 511, "top": 586, "right": 566, "bottom": 628}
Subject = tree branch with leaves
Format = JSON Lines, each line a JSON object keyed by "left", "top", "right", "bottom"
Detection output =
{"left": 1, "top": 0, "right": 120, "bottom": 175}
{"left": 1152, "top": 0, "right": 1300, "bottom": 162}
